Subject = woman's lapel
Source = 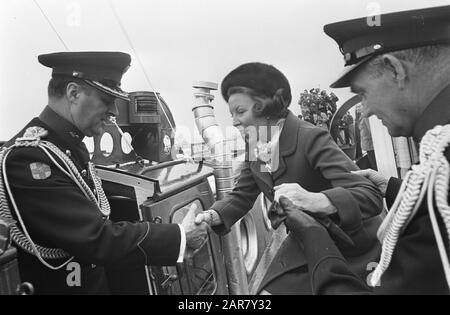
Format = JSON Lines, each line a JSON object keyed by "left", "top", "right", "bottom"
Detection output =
{"left": 271, "top": 112, "right": 299, "bottom": 181}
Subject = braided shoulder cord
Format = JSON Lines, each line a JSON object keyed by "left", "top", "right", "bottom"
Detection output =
{"left": 88, "top": 161, "right": 111, "bottom": 217}
{"left": 39, "top": 141, "right": 110, "bottom": 217}
{"left": 0, "top": 134, "right": 110, "bottom": 270}
{"left": 370, "top": 125, "right": 450, "bottom": 289}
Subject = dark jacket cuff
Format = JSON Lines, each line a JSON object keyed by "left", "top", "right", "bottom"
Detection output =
{"left": 322, "top": 187, "right": 361, "bottom": 232}
{"left": 138, "top": 223, "right": 181, "bottom": 266}
{"left": 210, "top": 208, "right": 231, "bottom": 235}
{"left": 385, "top": 177, "right": 402, "bottom": 209}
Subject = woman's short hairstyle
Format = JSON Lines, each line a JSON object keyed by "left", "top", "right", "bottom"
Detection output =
{"left": 227, "top": 86, "right": 289, "bottom": 118}
{"left": 221, "top": 62, "right": 291, "bottom": 119}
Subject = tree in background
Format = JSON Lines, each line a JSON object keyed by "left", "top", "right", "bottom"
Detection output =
{"left": 298, "top": 88, "right": 339, "bottom": 127}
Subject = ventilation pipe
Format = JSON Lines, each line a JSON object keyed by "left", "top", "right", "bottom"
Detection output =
{"left": 192, "top": 81, "right": 248, "bottom": 295}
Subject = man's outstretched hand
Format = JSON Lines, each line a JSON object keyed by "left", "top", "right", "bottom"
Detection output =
{"left": 182, "top": 203, "right": 208, "bottom": 252}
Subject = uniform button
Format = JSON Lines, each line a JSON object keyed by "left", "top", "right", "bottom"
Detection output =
{"left": 65, "top": 150, "right": 71, "bottom": 157}
{"left": 91, "top": 264, "right": 96, "bottom": 269}
{"left": 81, "top": 170, "right": 87, "bottom": 177}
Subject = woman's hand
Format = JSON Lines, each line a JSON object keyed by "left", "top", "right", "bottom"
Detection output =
{"left": 194, "top": 209, "right": 222, "bottom": 226}
{"left": 274, "top": 183, "right": 337, "bottom": 217}
{"left": 351, "top": 169, "right": 388, "bottom": 197}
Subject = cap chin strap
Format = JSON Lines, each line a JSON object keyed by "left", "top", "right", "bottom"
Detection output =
{"left": 84, "top": 80, "right": 129, "bottom": 101}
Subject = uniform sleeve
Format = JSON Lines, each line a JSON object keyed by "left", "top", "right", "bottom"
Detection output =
{"left": 303, "top": 127, "right": 383, "bottom": 231}
{"left": 385, "top": 177, "right": 402, "bottom": 209}
{"left": 210, "top": 162, "right": 260, "bottom": 235}
{"left": 5, "top": 147, "right": 181, "bottom": 267}
{"left": 296, "top": 226, "right": 371, "bottom": 295}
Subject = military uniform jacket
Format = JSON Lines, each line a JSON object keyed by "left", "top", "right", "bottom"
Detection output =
{"left": 300, "top": 84, "right": 450, "bottom": 295}
{"left": 211, "top": 111, "right": 383, "bottom": 294}
{"left": 3, "top": 106, "right": 182, "bottom": 294}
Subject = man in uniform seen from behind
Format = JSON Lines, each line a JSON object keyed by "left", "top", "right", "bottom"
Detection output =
{"left": 0, "top": 52, "right": 208, "bottom": 294}
{"left": 278, "top": 5, "right": 450, "bottom": 294}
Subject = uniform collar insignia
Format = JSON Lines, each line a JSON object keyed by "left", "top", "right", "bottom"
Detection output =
{"left": 69, "top": 131, "right": 81, "bottom": 139}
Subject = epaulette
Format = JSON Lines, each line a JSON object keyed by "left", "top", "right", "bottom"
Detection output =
{"left": 15, "top": 126, "right": 48, "bottom": 147}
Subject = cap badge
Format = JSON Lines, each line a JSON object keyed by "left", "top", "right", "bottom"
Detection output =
{"left": 72, "top": 71, "right": 84, "bottom": 78}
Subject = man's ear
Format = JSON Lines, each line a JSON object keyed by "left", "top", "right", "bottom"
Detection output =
{"left": 381, "top": 54, "right": 407, "bottom": 89}
{"left": 66, "top": 82, "right": 81, "bottom": 102}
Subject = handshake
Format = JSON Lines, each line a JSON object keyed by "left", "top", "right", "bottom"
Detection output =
{"left": 181, "top": 204, "right": 221, "bottom": 254}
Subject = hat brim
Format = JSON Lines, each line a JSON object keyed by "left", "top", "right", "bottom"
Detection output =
{"left": 330, "top": 56, "right": 372, "bottom": 88}
{"left": 85, "top": 80, "right": 129, "bottom": 101}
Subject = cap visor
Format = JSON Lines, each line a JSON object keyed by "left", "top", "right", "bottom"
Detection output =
{"left": 85, "top": 80, "right": 129, "bottom": 101}
{"left": 330, "top": 56, "right": 371, "bottom": 88}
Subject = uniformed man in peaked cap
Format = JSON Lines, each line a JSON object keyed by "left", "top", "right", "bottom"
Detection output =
{"left": 0, "top": 52, "right": 208, "bottom": 294}
{"left": 279, "top": 5, "right": 450, "bottom": 294}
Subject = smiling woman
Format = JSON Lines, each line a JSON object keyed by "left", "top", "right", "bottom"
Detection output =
{"left": 195, "top": 61, "right": 384, "bottom": 294}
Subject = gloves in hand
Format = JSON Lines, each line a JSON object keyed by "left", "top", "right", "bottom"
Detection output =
{"left": 278, "top": 196, "right": 354, "bottom": 248}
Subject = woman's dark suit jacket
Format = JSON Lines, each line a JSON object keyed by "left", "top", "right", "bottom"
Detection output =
{"left": 211, "top": 111, "right": 383, "bottom": 294}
